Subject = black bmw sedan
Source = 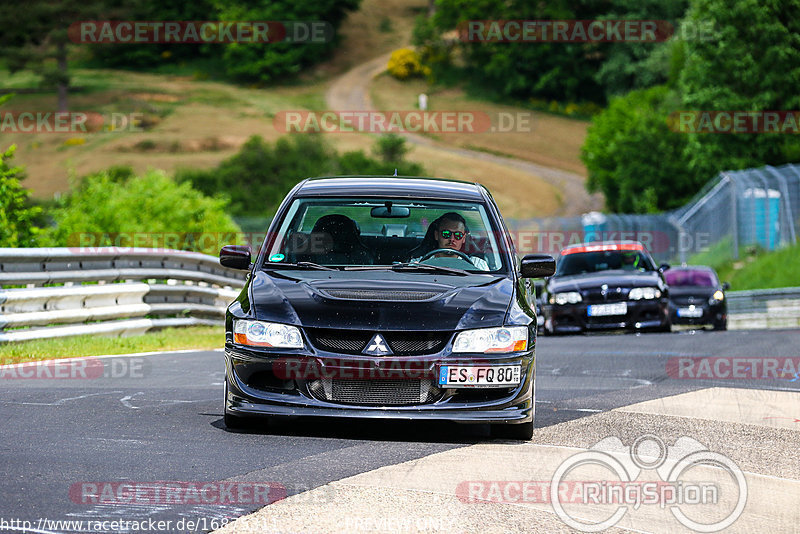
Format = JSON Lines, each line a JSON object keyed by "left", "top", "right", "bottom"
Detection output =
{"left": 542, "top": 241, "right": 671, "bottom": 334}
{"left": 219, "top": 176, "right": 554, "bottom": 439}
{"left": 665, "top": 265, "right": 729, "bottom": 330}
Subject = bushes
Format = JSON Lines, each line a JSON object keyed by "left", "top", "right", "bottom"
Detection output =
{"left": 46, "top": 168, "right": 241, "bottom": 255}
{"left": 177, "top": 134, "right": 425, "bottom": 218}
{"left": 0, "top": 145, "right": 43, "bottom": 247}
{"left": 387, "top": 49, "right": 430, "bottom": 80}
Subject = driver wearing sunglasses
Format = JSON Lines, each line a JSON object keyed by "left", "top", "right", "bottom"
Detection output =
{"left": 410, "top": 212, "right": 490, "bottom": 270}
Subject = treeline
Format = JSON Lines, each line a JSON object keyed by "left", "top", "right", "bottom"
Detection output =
{"left": 87, "top": 0, "right": 360, "bottom": 82}
{"left": 1, "top": 0, "right": 360, "bottom": 101}
{"left": 416, "top": 0, "right": 800, "bottom": 213}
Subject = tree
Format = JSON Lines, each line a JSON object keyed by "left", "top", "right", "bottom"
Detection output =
{"left": 594, "top": 0, "right": 689, "bottom": 99}
{"left": 678, "top": 0, "right": 800, "bottom": 179}
{"left": 215, "top": 0, "right": 360, "bottom": 82}
{"left": 582, "top": 86, "right": 694, "bottom": 213}
{"left": 0, "top": 0, "right": 131, "bottom": 111}
{"left": 0, "top": 145, "right": 43, "bottom": 247}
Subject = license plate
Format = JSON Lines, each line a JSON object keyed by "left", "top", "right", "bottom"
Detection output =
{"left": 678, "top": 306, "right": 703, "bottom": 318}
{"left": 587, "top": 303, "right": 627, "bottom": 316}
{"left": 438, "top": 365, "right": 521, "bottom": 387}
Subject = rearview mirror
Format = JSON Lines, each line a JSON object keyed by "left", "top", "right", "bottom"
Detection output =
{"left": 520, "top": 254, "right": 556, "bottom": 278}
{"left": 722, "top": 282, "right": 731, "bottom": 291}
{"left": 659, "top": 263, "right": 671, "bottom": 272}
{"left": 220, "top": 245, "right": 252, "bottom": 270}
{"left": 370, "top": 206, "right": 410, "bottom": 218}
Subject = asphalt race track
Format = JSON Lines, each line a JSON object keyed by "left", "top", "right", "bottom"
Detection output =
{"left": 2, "top": 329, "right": 799, "bottom": 533}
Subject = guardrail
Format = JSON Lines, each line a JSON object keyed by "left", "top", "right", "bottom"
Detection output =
{"left": 0, "top": 248, "right": 246, "bottom": 343}
{"left": 1, "top": 248, "right": 797, "bottom": 340}
{"left": 727, "top": 287, "right": 800, "bottom": 330}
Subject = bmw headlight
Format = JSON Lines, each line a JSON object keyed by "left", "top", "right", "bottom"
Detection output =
{"left": 453, "top": 326, "right": 528, "bottom": 353}
{"left": 628, "top": 287, "right": 662, "bottom": 300}
{"left": 233, "top": 319, "right": 303, "bottom": 348}
{"left": 709, "top": 290, "right": 725, "bottom": 304}
{"left": 550, "top": 291, "right": 582, "bottom": 305}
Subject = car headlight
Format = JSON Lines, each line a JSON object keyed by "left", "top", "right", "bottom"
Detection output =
{"left": 628, "top": 287, "right": 662, "bottom": 300}
{"left": 453, "top": 326, "right": 528, "bottom": 353}
{"left": 233, "top": 319, "right": 304, "bottom": 348}
{"left": 709, "top": 290, "right": 725, "bottom": 304}
{"left": 551, "top": 291, "right": 582, "bottom": 305}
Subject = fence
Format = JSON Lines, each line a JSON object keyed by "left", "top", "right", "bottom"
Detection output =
{"left": 507, "top": 163, "right": 800, "bottom": 265}
{"left": 0, "top": 248, "right": 246, "bottom": 343}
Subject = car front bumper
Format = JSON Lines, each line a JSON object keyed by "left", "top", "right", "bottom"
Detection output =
{"left": 669, "top": 301, "right": 726, "bottom": 326}
{"left": 545, "top": 298, "right": 669, "bottom": 334}
{"left": 224, "top": 345, "right": 535, "bottom": 424}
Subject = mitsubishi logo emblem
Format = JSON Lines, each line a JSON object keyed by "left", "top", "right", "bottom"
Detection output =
{"left": 364, "top": 334, "right": 392, "bottom": 356}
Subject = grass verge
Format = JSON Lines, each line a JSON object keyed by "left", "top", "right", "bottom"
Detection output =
{"left": 686, "top": 239, "right": 800, "bottom": 291}
{"left": 0, "top": 326, "right": 224, "bottom": 365}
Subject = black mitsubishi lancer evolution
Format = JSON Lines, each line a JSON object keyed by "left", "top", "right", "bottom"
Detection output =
{"left": 218, "top": 176, "right": 555, "bottom": 439}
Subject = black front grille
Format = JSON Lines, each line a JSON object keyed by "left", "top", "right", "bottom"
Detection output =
{"left": 306, "top": 329, "right": 451, "bottom": 356}
{"left": 670, "top": 296, "right": 704, "bottom": 306}
{"left": 308, "top": 378, "right": 439, "bottom": 405}
{"left": 583, "top": 288, "right": 626, "bottom": 304}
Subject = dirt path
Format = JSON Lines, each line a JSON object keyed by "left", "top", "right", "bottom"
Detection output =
{"left": 325, "top": 54, "right": 603, "bottom": 217}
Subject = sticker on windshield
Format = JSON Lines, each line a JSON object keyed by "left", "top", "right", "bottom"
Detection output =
{"left": 269, "top": 254, "right": 285, "bottom": 262}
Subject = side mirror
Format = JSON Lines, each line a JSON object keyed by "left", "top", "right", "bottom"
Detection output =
{"left": 722, "top": 282, "right": 731, "bottom": 291}
{"left": 220, "top": 245, "right": 252, "bottom": 270}
{"left": 520, "top": 254, "right": 556, "bottom": 278}
{"left": 659, "top": 263, "right": 671, "bottom": 272}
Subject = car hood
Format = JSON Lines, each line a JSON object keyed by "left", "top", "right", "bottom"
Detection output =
{"left": 548, "top": 270, "right": 663, "bottom": 292}
{"left": 248, "top": 270, "right": 514, "bottom": 330}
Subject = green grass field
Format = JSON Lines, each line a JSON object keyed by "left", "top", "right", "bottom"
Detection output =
{"left": 686, "top": 240, "right": 800, "bottom": 291}
{"left": 0, "top": 326, "right": 224, "bottom": 365}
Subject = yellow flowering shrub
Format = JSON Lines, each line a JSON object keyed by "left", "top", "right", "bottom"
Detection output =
{"left": 387, "top": 49, "right": 429, "bottom": 80}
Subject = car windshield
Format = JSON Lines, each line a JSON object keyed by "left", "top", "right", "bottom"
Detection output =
{"left": 556, "top": 250, "right": 654, "bottom": 276}
{"left": 263, "top": 197, "right": 507, "bottom": 272}
{"left": 665, "top": 269, "right": 717, "bottom": 287}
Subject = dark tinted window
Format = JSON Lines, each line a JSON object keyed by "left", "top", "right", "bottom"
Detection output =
{"left": 556, "top": 250, "right": 654, "bottom": 276}
{"left": 665, "top": 269, "right": 717, "bottom": 287}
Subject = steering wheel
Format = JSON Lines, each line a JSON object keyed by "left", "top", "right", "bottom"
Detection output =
{"left": 418, "top": 248, "right": 475, "bottom": 266}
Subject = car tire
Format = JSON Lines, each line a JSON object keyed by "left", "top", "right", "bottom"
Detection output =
{"left": 713, "top": 320, "right": 727, "bottom": 331}
{"left": 492, "top": 420, "right": 534, "bottom": 441}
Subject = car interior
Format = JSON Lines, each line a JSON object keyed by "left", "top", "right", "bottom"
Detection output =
{"left": 279, "top": 210, "right": 499, "bottom": 269}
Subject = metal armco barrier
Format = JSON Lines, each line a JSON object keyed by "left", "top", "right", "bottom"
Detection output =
{"left": 1, "top": 249, "right": 796, "bottom": 340}
{"left": 726, "top": 287, "right": 800, "bottom": 330}
{"left": 0, "top": 248, "right": 246, "bottom": 342}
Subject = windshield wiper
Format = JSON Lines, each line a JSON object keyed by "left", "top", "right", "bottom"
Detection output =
{"left": 345, "top": 262, "right": 471, "bottom": 276}
{"left": 262, "top": 261, "right": 338, "bottom": 271}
